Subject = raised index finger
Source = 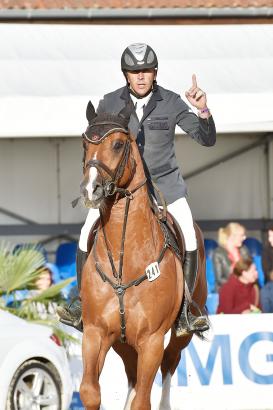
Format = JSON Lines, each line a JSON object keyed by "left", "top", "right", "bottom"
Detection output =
{"left": 192, "top": 74, "right": 198, "bottom": 88}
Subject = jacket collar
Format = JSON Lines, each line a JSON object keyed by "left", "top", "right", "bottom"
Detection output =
{"left": 120, "top": 85, "right": 163, "bottom": 125}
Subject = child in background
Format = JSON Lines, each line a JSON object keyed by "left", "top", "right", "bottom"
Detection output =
{"left": 217, "top": 257, "right": 261, "bottom": 314}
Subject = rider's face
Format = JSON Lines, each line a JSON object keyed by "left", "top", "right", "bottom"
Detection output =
{"left": 126, "top": 69, "right": 157, "bottom": 97}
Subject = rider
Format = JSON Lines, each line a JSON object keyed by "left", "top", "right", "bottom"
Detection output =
{"left": 58, "top": 43, "right": 216, "bottom": 336}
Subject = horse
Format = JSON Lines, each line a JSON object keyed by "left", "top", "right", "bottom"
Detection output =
{"left": 79, "top": 101, "right": 208, "bottom": 410}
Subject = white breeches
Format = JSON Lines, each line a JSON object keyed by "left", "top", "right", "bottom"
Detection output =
{"left": 167, "top": 197, "right": 197, "bottom": 251}
{"left": 79, "top": 208, "right": 100, "bottom": 252}
{"left": 79, "top": 197, "right": 197, "bottom": 252}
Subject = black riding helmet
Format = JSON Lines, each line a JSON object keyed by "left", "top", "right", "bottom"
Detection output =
{"left": 121, "top": 43, "right": 158, "bottom": 72}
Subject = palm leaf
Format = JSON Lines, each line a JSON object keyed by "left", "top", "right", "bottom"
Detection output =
{"left": 27, "top": 277, "right": 76, "bottom": 302}
{"left": 0, "top": 242, "right": 45, "bottom": 294}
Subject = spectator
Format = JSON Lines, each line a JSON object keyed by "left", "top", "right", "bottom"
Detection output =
{"left": 217, "top": 257, "right": 261, "bottom": 314}
{"left": 213, "top": 222, "right": 250, "bottom": 291}
{"left": 28, "top": 263, "right": 60, "bottom": 319}
{"left": 35, "top": 263, "right": 54, "bottom": 291}
{"left": 261, "top": 227, "right": 273, "bottom": 313}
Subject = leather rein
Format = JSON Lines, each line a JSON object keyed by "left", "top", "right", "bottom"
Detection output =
{"left": 83, "top": 125, "right": 171, "bottom": 343}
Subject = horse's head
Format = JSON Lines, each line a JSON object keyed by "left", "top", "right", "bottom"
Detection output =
{"left": 81, "top": 101, "right": 136, "bottom": 209}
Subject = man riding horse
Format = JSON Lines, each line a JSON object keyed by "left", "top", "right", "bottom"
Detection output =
{"left": 58, "top": 43, "right": 216, "bottom": 336}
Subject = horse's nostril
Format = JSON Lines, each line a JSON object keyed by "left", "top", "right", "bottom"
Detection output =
{"left": 93, "top": 183, "right": 102, "bottom": 194}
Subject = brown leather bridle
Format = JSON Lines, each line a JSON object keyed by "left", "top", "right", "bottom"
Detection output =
{"left": 82, "top": 125, "right": 133, "bottom": 199}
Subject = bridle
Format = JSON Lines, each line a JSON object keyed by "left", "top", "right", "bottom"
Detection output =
{"left": 83, "top": 124, "right": 133, "bottom": 199}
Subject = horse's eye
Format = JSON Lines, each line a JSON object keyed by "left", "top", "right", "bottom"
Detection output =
{"left": 112, "top": 140, "right": 124, "bottom": 151}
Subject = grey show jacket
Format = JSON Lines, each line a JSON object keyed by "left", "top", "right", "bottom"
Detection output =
{"left": 97, "top": 85, "right": 216, "bottom": 205}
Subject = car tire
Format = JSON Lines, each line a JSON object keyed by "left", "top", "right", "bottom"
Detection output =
{"left": 6, "top": 359, "right": 62, "bottom": 410}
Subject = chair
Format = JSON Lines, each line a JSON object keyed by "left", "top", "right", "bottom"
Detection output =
{"left": 243, "top": 237, "right": 262, "bottom": 256}
{"left": 55, "top": 241, "right": 77, "bottom": 269}
{"left": 204, "top": 238, "right": 218, "bottom": 258}
{"left": 55, "top": 242, "right": 77, "bottom": 297}
{"left": 243, "top": 237, "right": 265, "bottom": 286}
{"left": 204, "top": 239, "right": 218, "bottom": 293}
{"left": 206, "top": 292, "right": 219, "bottom": 315}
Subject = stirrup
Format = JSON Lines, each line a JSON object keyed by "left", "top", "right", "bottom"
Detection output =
{"left": 57, "top": 303, "right": 83, "bottom": 331}
{"left": 175, "top": 301, "right": 209, "bottom": 337}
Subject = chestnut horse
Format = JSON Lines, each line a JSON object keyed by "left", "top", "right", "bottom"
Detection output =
{"left": 79, "top": 102, "right": 208, "bottom": 410}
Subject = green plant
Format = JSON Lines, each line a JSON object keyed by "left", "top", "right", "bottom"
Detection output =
{"left": 0, "top": 242, "right": 78, "bottom": 347}
{"left": 0, "top": 242, "right": 45, "bottom": 296}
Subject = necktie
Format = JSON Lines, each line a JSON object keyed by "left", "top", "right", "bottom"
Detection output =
{"left": 135, "top": 101, "right": 145, "bottom": 121}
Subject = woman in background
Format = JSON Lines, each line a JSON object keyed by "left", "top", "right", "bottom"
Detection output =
{"left": 213, "top": 222, "right": 250, "bottom": 291}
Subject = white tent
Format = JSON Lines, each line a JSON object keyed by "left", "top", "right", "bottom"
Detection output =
{"left": 0, "top": 23, "right": 273, "bottom": 137}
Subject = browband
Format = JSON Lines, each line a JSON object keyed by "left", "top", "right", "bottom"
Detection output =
{"left": 83, "top": 127, "right": 129, "bottom": 144}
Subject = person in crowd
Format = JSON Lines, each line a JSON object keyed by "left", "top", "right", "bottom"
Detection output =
{"left": 35, "top": 263, "right": 54, "bottom": 292}
{"left": 57, "top": 42, "right": 216, "bottom": 336}
{"left": 27, "top": 262, "right": 60, "bottom": 319}
{"left": 213, "top": 222, "right": 250, "bottom": 291}
{"left": 217, "top": 257, "right": 261, "bottom": 314}
{"left": 260, "top": 227, "right": 273, "bottom": 313}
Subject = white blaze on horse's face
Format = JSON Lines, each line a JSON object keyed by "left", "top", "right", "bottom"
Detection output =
{"left": 85, "top": 153, "right": 98, "bottom": 201}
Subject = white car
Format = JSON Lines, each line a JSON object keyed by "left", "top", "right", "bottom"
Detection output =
{"left": 0, "top": 309, "right": 73, "bottom": 410}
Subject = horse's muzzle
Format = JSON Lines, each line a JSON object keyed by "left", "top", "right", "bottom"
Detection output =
{"left": 80, "top": 180, "right": 104, "bottom": 208}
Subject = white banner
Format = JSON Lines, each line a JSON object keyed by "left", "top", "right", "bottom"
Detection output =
{"left": 69, "top": 314, "right": 273, "bottom": 410}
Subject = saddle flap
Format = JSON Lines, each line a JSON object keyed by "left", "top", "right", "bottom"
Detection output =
{"left": 165, "top": 211, "right": 186, "bottom": 262}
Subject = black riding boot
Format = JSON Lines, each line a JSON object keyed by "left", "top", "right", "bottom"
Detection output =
{"left": 175, "top": 249, "right": 209, "bottom": 337}
{"left": 57, "top": 247, "right": 87, "bottom": 331}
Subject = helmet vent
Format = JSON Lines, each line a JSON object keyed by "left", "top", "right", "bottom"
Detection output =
{"left": 124, "top": 53, "right": 134, "bottom": 67}
{"left": 147, "top": 50, "right": 155, "bottom": 64}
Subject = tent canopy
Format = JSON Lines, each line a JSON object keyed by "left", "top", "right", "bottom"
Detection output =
{"left": 0, "top": 23, "right": 272, "bottom": 137}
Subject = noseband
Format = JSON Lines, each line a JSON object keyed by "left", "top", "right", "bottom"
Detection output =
{"left": 83, "top": 123, "right": 132, "bottom": 198}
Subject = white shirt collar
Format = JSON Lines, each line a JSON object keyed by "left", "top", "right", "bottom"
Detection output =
{"left": 130, "top": 91, "right": 152, "bottom": 121}
{"left": 130, "top": 91, "right": 152, "bottom": 108}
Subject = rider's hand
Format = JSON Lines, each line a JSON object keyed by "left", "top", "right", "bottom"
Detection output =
{"left": 185, "top": 74, "right": 209, "bottom": 116}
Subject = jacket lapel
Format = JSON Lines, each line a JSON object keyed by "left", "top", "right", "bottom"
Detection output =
{"left": 140, "top": 86, "right": 163, "bottom": 125}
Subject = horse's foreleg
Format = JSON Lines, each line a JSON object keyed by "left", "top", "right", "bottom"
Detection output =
{"left": 159, "top": 330, "right": 192, "bottom": 410}
{"left": 131, "top": 333, "right": 165, "bottom": 410}
{"left": 80, "top": 326, "right": 111, "bottom": 410}
{"left": 112, "top": 342, "right": 138, "bottom": 410}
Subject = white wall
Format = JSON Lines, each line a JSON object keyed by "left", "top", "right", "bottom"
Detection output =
{"left": 175, "top": 133, "right": 270, "bottom": 220}
{"left": 0, "top": 133, "right": 271, "bottom": 246}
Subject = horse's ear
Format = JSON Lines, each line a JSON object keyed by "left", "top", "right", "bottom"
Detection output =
{"left": 86, "top": 101, "right": 97, "bottom": 124}
{"left": 118, "top": 102, "right": 133, "bottom": 124}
